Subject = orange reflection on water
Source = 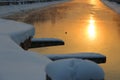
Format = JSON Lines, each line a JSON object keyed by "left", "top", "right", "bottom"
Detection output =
{"left": 90, "top": 0, "right": 96, "bottom": 4}
{"left": 87, "top": 16, "right": 96, "bottom": 40}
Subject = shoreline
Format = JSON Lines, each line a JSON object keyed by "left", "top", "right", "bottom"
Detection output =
{"left": 0, "top": 0, "right": 71, "bottom": 50}
{"left": 1, "top": 0, "right": 70, "bottom": 23}
{"left": 101, "top": 0, "right": 120, "bottom": 14}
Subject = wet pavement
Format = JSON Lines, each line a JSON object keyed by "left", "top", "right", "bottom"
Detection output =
{"left": 26, "top": 0, "right": 120, "bottom": 80}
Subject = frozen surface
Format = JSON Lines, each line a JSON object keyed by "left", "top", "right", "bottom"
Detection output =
{"left": 0, "top": 50, "right": 51, "bottom": 80}
{"left": 46, "top": 59, "right": 104, "bottom": 80}
{"left": 101, "top": 0, "right": 120, "bottom": 14}
{"left": 0, "top": 0, "right": 69, "bottom": 17}
{"left": 0, "top": 19, "right": 35, "bottom": 44}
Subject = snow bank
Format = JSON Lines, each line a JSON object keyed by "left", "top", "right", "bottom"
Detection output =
{"left": 0, "top": 19, "right": 35, "bottom": 44}
{"left": 101, "top": 0, "right": 120, "bottom": 14}
{"left": 46, "top": 59, "right": 104, "bottom": 80}
{"left": 0, "top": 1, "right": 69, "bottom": 80}
{"left": 0, "top": 0, "right": 69, "bottom": 17}
{"left": 0, "top": 17, "right": 54, "bottom": 80}
{"left": 0, "top": 18, "right": 52, "bottom": 80}
{"left": 0, "top": 35, "right": 23, "bottom": 51}
{"left": 0, "top": 50, "right": 51, "bottom": 80}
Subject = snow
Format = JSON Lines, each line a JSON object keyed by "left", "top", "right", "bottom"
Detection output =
{"left": 0, "top": 1, "right": 106, "bottom": 80}
{"left": 31, "top": 38, "right": 64, "bottom": 48}
{"left": 32, "top": 38, "right": 64, "bottom": 42}
{"left": 0, "top": 1, "right": 70, "bottom": 80}
{"left": 0, "top": 35, "right": 23, "bottom": 51}
{"left": 0, "top": 50, "right": 51, "bottom": 80}
{"left": 46, "top": 59, "right": 104, "bottom": 80}
{"left": 46, "top": 52, "right": 106, "bottom": 60}
{"left": 101, "top": 0, "right": 120, "bottom": 14}
{"left": 0, "top": 18, "right": 52, "bottom": 80}
{"left": 0, "top": 0, "right": 69, "bottom": 17}
{"left": 0, "top": 19, "right": 35, "bottom": 44}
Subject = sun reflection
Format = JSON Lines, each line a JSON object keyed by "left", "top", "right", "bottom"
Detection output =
{"left": 87, "top": 16, "right": 96, "bottom": 40}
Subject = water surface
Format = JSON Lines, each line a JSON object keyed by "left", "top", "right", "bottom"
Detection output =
{"left": 29, "top": 0, "right": 120, "bottom": 80}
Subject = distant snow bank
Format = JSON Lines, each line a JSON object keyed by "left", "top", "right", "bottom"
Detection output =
{"left": 0, "top": 0, "right": 69, "bottom": 17}
{"left": 101, "top": 0, "right": 120, "bottom": 14}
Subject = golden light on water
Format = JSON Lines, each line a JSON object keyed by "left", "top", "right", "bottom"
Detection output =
{"left": 87, "top": 16, "right": 96, "bottom": 40}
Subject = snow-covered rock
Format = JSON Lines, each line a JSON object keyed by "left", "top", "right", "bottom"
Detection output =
{"left": 46, "top": 52, "right": 106, "bottom": 63}
{"left": 31, "top": 38, "right": 64, "bottom": 48}
{"left": 101, "top": 0, "right": 120, "bottom": 14}
{"left": 46, "top": 59, "right": 104, "bottom": 80}
{"left": 0, "top": 50, "right": 51, "bottom": 80}
{"left": 32, "top": 38, "right": 64, "bottom": 42}
{"left": 0, "top": 19, "right": 35, "bottom": 44}
{"left": 46, "top": 52, "right": 106, "bottom": 59}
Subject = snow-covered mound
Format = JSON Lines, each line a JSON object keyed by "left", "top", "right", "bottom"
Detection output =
{"left": 0, "top": 0, "right": 69, "bottom": 17}
{"left": 0, "top": 50, "right": 51, "bottom": 80}
{"left": 101, "top": 0, "right": 120, "bottom": 14}
{"left": 0, "top": 18, "right": 52, "bottom": 80}
{"left": 46, "top": 59, "right": 104, "bottom": 80}
{"left": 0, "top": 19, "right": 35, "bottom": 44}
